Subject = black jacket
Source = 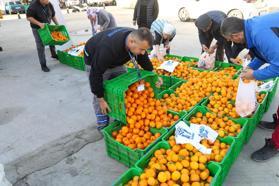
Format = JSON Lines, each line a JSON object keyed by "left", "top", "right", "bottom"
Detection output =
{"left": 84, "top": 27, "right": 153, "bottom": 98}
{"left": 133, "top": 0, "right": 159, "bottom": 28}
{"left": 26, "top": 0, "right": 55, "bottom": 29}
{"left": 197, "top": 11, "right": 243, "bottom": 60}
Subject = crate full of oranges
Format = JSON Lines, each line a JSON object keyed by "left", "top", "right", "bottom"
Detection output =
{"left": 38, "top": 24, "right": 70, "bottom": 46}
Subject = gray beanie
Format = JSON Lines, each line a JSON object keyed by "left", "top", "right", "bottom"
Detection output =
{"left": 195, "top": 14, "right": 212, "bottom": 30}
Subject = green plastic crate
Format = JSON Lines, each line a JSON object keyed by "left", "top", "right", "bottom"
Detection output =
{"left": 158, "top": 75, "right": 185, "bottom": 94}
{"left": 38, "top": 24, "right": 70, "bottom": 46}
{"left": 185, "top": 106, "right": 248, "bottom": 145}
{"left": 264, "top": 78, "right": 278, "bottom": 112}
{"left": 113, "top": 167, "right": 143, "bottom": 186}
{"left": 57, "top": 50, "right": 85, "bottom": 71}
{"left": 104, "top": 71, "right": 159, "bottom": 123}
{"left": 102, "top": 121, "right": 168, "bottom": 167}
{"left": 214, "top": 61, "right": 242, "bottom": 79}
{"left": 164, "top": 54, "right": 183, "bottom": 61}
{"left": 161, "top": 124, "right": 237, "bottom": 185}
{"left": 201, "top": 92, "right": 268, "bottom": 143}
{"left": 134, "top": 141, "right": 224, "bottom": 186}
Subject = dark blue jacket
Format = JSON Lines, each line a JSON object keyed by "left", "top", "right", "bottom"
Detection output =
{"left": 246, "top": 12, "right": 279, "bottom": 80}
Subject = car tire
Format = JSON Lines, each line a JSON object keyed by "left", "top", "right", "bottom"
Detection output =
{"left": 178, "top": 7, "right": 190, "bottom": 22}
{"left": 227, "top": 9, "right": 244, "bottom": 19}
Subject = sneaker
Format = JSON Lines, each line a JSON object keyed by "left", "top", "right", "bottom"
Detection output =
{"left": 251, "top": 138, "right": 279, "bottom": 162}
{"left": 258, "top": 114, "right": 278, "bottom": 130}
{"left": 41, "top": 65, "right": 50, "bottom": 72}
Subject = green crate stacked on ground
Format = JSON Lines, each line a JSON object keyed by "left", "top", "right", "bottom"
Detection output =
{"left": 38, "top": 24, "right": 70, "bottom": 46}
{"left": 264, "top": 77, "right": 278, "bottom": 112}
{"left": 104, "top": 70, "right": 164, "bottom": 123}
{"left": 113, "top": 141, "right": 223, "bottom": 186}
{"left": 184, "top": 106, "right": 249, "bottom": 160}
{"left": 102, "top": 120, "right": 168, "bottom": 167}
{"left": 201, "top": 91, "right": 268, "bottom": 143}
{"left": 156, "top": 80, "right": 208, "bottom": 117}
{"left": 57, "top": 50, "right": 85, "bottom": 71}
{"left": 161, "top": 120, "right": 239, "bottom": 184}
{"left": 214, "top": 61, "right": 243, "bottom": 79}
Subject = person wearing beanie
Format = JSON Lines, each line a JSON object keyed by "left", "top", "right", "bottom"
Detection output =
{"left": 150, "top": 19, "right": 176, "bottom": 61}
{"left": 195, "top": 10, "right": 244, "bottom": 62}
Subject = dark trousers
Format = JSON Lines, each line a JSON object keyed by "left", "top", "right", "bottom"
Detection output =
{"left": 32, "top": 28, "right": 56, "bottom": 66}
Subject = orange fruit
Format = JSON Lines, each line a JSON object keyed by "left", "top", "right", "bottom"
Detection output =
{"left": 158, "top": 172, "right": 167, "bottom": 183}
{"left": 171, "top": 171, "right": 181, "bottom": 181}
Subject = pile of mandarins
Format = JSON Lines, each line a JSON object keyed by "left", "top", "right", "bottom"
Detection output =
{"left": 112, "top": 80, "right": 179, "bottom": 150}
{"left": 189, "top": 111, "right": 242, "bottom": 138}
{"left": 125, "top": 135, "right": 230, "bottom": 186}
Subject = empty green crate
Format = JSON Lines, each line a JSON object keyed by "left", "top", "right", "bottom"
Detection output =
{"left": 102, "top": 121, "right": 168, "bottom": 167}
{"left": 38, "top": 24, "right": 70, "bottom": 46}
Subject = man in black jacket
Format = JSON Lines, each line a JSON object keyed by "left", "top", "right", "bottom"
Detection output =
{"left": 84, "top": 27, "right": 162, "bottom": 131}
{"left": 195, "top": 11, "right": 244, "bottom": 62}
{"left": 27, "top": 0, "right": 59, "bottom": 72}
{"left": 133, "top": 0, "right": 159, "bottom": 29}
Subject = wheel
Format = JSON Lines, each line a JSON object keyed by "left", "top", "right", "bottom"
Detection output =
{"left": 227, "top": 9, "right": 244, "bottom": 19}
{"left": 178, "top": 7, "right": 190, "bottom": 22}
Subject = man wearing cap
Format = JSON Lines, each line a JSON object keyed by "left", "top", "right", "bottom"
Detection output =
{"left": 195, "top": 11, "right": 243, "bottom": 62}
{"left": 150, "top": 19, "right": 176, "bottom": 61}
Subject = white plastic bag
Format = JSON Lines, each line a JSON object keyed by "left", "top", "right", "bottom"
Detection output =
{"left": 198, "top": 52, "right": 215, "bottom": 70}
{"left": 235, "top": 78, "right": 257, "bottom": 117}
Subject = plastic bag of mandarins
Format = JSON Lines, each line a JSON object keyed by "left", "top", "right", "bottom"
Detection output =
{"left": 198, "top": 52, "right": 215, "bottom": 70}
{"left": 235, "top": 78, "right": 257, "bottom": 117}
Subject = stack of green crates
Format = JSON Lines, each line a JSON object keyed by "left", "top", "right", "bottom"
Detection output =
{"left": 108, "top": 53, "right": 278, "bottom": 186}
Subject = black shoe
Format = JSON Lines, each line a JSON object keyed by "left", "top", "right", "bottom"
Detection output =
{"left": 251, "top": 138, "right": 279, "bottom": 162}
{"left": 0, "top": 47, "right": 3, "bottom": 52}
{"left": 51, "top": 54, "right": 58, "bottom": 59}
{"left": 258, "top": 114, "right": 278, "bottom": 130}
{"left": 41, "top": 65, "right": 50, "bottom": 72}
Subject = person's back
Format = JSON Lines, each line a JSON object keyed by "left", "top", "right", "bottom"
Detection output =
{"left": 84, "top": 27, "right": 134, "bottom": 66}
{"left": 206, "top": 10, "right": 227, "bottom": 25}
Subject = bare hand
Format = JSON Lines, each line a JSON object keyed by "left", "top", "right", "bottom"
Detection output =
{"left": 244, "top": 53, "right": 252, "bottom": 60}
{"left": 230, "top": 58, "right": 242, "bottom": 65}
{"left": 38, "top": 23, "right": 45, "bottom": 29}
{"left": 165, "top": 44, "right": 170, "bottom": 50}
{"left": 207, "top": 46, "right": 216, "bottom": 54}
{"left": 241, "top": 69, "right": 255, "bottom": 80}
{"left": 202, "top": 45, "right": 209, "bottom": 52}
{"left": 98, "top": 98, "right": 111, "bottom": 115}
{"left": 157, "top": 53, "right": 164, "bottom": 62}
{"left": 156, "top": 77, "right": 163, "bottom": 88}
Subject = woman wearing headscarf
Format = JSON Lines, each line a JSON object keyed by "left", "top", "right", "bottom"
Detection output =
{"left": 87, "top": 8, "right": 117, "bottom": 35}
{"left": 150, "top": 19, "right": 176, "bottom": 61}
